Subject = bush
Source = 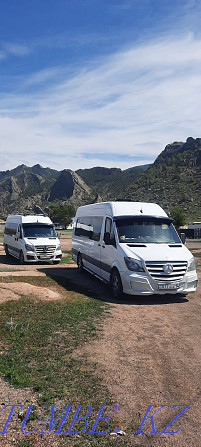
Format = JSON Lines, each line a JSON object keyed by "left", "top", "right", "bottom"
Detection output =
{"left": 170, "top": 205, "right": 186, "bottom": 227}
{"left": 48, "top": 201, "right": 75, "bottom": 229}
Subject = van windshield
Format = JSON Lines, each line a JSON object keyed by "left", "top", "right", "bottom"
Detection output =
{"left": 115, "top": 217, "right": 181, "bottom": 244}
{"left": 23, "top": 224, "right": 56, "bottom": 238}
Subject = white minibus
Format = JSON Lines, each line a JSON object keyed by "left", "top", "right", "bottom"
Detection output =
{"left": 4, "top": 215, "right": 62, "bottom": 264}
{"left": 72, "top": 201, "right": 198, "bottom": 298}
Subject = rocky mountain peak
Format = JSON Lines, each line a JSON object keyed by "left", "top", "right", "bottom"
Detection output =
{"left": 154, "top": 137, "right": 201, "bottom": 166}
{"left": 48, "top": 169, "right": 91, "bottom": 204}
{"left": 0, "top": 164, "right": 93, "bottom": 216}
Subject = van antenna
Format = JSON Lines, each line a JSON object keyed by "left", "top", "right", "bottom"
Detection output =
{"left": 140, "top": 204, "right": 143, "bottom": 213}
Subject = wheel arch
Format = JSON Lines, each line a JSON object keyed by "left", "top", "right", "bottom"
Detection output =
{"left": 110, "top": 260, "right": 123, "bottom": 279}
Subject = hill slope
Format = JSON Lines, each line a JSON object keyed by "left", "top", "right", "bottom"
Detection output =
{"left": 125, "top": 137, "right": 201, "bottom": 220}
{"left": 0, "top": 138, "right": 200, "bottom": 220}
{"left": 76, "top": 164, "right": 150, "bottom": 201}
{"left": 0, "top": 165, "right": 93, "bottom": 217}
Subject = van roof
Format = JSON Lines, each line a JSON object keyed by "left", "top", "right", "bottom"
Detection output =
{"left": 76, "top": 201, "right": 168, "bottom": 218}
{"left": 6, "top": 215, "right": 53, "bottom": 224}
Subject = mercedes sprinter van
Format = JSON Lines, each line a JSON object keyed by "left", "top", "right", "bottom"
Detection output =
{"left": 72, "top": 201, "right": 198, "bottom": 298}
{"left": 4, "top": 215, "right": 62, "bottom": 264}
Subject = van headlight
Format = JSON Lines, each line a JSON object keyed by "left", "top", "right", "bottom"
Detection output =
{"left": 187, "top": 257, "right": 196, "bottom": 272}
{"left": 56, "top": 244, "right": 61, "bottom": 251}
{"left": 124, "top": 257, "right": 145, "bottom": 272}
{"left": 25, "top": 243, "right": 35, "bottom": 252}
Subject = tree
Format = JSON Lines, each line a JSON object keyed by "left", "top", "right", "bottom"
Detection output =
{"left": 48, "top": 201, "right": 75, "bottom": 229}
{"left": 169, "top": 205, "right": 186, "bottom": 227}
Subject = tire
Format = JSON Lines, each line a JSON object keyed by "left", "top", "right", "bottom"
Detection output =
{"left": 77, "top": 253, "right": 84, "bottom": 273}
{"left": 53, "top": 260, "right": 60, "bottom": 265}
{"left": 110, "top": 269, "right": 123, "bottom": 299}
{"left": 19, "top": 250, "right": 25, "bottom": 265}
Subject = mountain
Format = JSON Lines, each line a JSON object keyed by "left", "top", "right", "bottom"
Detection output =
{"left": 76, "top": 164, "right": 150, "bottom": 201}
{"left": 0, "top": 165, "right": 93, "bottom": 217}
{"left": 48, "top": 169, "right": 91, "bottom": 203}
{"left": 125, "top": 137, "right": 201, "bottom": 220}
{"left": 0, "top": 137, "right": 200, "bottom": 220}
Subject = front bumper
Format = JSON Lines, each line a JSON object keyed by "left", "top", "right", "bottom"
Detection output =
{"left": 25, "top": 250, "right": 62, "bottom": 263}
{"left": 121, "top": 271, "right": 198, "bottom": 295}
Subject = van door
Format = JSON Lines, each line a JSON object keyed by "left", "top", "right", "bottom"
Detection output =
{"left": 16, "top": 224, "right": 23, "bottom": 255}
{"left": 100, "top": 217, "right": 117, "bottom": 282}
{"left": 12, "top": 224, "right": 22, "bottom": 258}
{"left": 85, "top": 216, "right": 103, "bottom": 276}
{"left": 6, "top": 222, "right": 19, "bottom": 258}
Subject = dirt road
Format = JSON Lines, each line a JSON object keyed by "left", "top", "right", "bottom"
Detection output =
{"left": 79, "top": 271, "right": 201, "bottom": 446}
{"left": 74, "top": 243, "right": 201, "bottom": 447}
{"left": 0, "top": 237, "right": 200, "bottom": 446}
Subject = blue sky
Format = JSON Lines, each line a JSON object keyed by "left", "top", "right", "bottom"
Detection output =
{"left": 1, "top": 0, "right": 201, "bottom": 171}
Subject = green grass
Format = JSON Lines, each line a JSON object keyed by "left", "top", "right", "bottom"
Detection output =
{"left": 0, "top": 284, "right": 107, "bottom": 396}
{"left": 17, "top": 441, "right": 32, "bottom": 447}
{"left": 0, "top": 276, "right": 132, "bottom": 445}
{"left": 0, "top": 267, "right": 18, "bottom": 272}
{"left": 193, "top": 252, "right": 201, "bottom": 258}
{"left": 60, "top": 250, "right": 74, "bottom": 264}
{"left": 187, "top": 238, "right": 201, "bottom": 242}
{"left": 17, "top": 442, "right": 32, "bottom": 447}
{"left": 59, "top": 229, "right": 73, "bottom": 235}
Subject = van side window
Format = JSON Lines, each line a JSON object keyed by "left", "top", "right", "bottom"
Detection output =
{"left": 18, "top": 225, "right": 22, "bottom": 239}
{"left": 75, "top": 218, "right": 92, "bottom": 238}
{"left": 105, "top": 217, "right": 112, "bottom": 234}
{"left": 90, "top": 217, "right": 103, "bottom": 241}
{"left": 4, "top": 222, "right": 17, "bottom": 236}
{"left": 105, "top": 218, "right": 116, "bottom": 245}
{"left": 75, "top": 217, "right": 103, "bottom": 241}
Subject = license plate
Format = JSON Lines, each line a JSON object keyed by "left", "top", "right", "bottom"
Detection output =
{"left": 158, "top": 283, "right": 180, "bottom": 290}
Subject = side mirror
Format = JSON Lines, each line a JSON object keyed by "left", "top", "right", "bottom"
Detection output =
{"left": 104, "top": 232, "right": 116, "bottom": 246}
{"left": 180, "top": 232, "right": 186, "bottom": 244}
{"left": 16, "top": 231, "right": 20, "bottom": 239}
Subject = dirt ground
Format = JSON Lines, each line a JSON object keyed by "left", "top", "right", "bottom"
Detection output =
{"left": 77, "top": 264, "right": 201, "bottom": 446}
{"left": 0, "top": 237, "right": 200, "bottom": 446}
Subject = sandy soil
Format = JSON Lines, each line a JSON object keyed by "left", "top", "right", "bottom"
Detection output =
{"left": 0, "top": 282, "right": 61, "bottom": 302}
{"left": 0, "top": 237, "right": 200, "bottom": 446}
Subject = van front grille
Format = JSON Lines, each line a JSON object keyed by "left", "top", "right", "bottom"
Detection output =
{"left": 35, "top": 245, "right": 56, "bottom": 259}
{"left": 145, "top": 261, "right": 187, "bottom": 281}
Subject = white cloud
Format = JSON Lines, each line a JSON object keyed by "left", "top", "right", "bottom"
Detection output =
{"left": 25, "top": 67, "right": 65, "bottom": 87}
{"left": 0, "top": 51, "right": 6, "bottom": 60}
{"left": 2, "top": 43, "right": 31, "bottom": 57}
{"left": 1, "top": 34, "right": 201, "bottom": 171}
